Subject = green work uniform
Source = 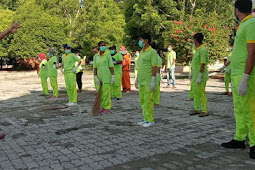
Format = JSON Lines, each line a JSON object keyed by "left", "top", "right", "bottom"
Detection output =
{"left": 62, "top": 53, "right": 81, "bottom": 103}
{"left": 231, "top": 15, "right": 255, "bottom": 147}
{"left": 191, "top": 45, "right": 209, "bottom": 113}
{"left": 224, "top": 52, "right": 232, "bottom": 93}
{"left": 138, "top": 46, "right": 158, "bottom": 123}
{"left": 93, "top": 51, "right": 114, "bottom": 110}
{"left": 112, "top": 53, "right": 123, "bottom": 99}
{"left": 153, "top": 56, "right": 162, "bottom": 105}
{"left": 39, "top": 59, "right": 49, "bottom": 95}
{"left": 48, "top": 56, "right": 59, "bottom": 97}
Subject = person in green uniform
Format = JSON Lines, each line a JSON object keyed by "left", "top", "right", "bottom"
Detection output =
{"left": 75, "top": 52, "right": 84, "bottom": 93}
{"left": 135, "top": 33, "right": 158, "bottom": 128}
{"left": 38, "top": 53, "right": 49, "bottom": 96}
{"left": 134, "top": 51, "right": 140, "bottom": 82}
{"left": 165, "top": 44, "right": 176, "bottom": 88}
{"left": 47, "top": 48, "right": 59, "bottom": 100}
{"left": 61, "top": 44, "right": 81, "bottom": 106}
{"left": 221, "top": 41, "right": 234, "bottom": 96}
{"left": 94, "top": 41, "right": 115, "bottom": 114}
{"left": 154, "top": 50, "right": 162, "bottom": 108}
{"left": 221, "top": 0, "right": 255, "bottom": 159}
{"left": 0, "top": 22, "right": 21, "bottom": 140}
{"left": 110, "top": 45, "right": 123, "bottom": 100}
{"left": 189, "top": 33, "right": 209, "bottom": 117}
{"left": 92, "top": 47, "right": 99, "bottom": 92}
{"left": 189, "top": 45, "right": 196, "bottom": 100}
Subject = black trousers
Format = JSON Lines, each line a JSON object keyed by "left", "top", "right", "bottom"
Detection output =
{"left": 76, "top": 72, "right": 83, "bottom": 90}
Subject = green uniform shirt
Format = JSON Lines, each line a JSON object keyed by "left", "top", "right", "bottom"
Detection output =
{"left": 62, "top": 53, "right": 81, "bottom": 73}
{"left": 166, "top": 50, "right": 176, "bottom": 69}
{"left": 135, "top": 55, "right": 139, "bottom": 70}
{"left": 137, "top": 46, "right": 158, "bottom": 86}
{"left": 39, "top": 59, "right": 49, "bottom": 79}
{"left": 93, "top": 51, "right": 114, "bottom": 84}
{"left": 191, "top": 45, "right": 209, "bottom": 82}
{"left": 112, "top": 53, "right": 123, "bottom": 75}
{"left": 48, "top": 56, "right": 58, "bottom": 77}
{"left": 231, "top": 15, "right": 255, "bottom": 76}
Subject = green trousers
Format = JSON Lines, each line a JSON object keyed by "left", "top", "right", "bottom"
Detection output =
{"left": 139, "top": 85, "right": 154, "bottom": 123}
{"left": 193, "top": 80, "right": 208, "bottom": 113}
{"left": 41, "top": 77, "right": 49, "bottom": 95}
{"left": 225, "top": 73, "right": 231, "bottom": 92}
{"left": 153, "top": 84, "right": 160, "bottom": 105}
{"left": 112, "top": 74, "right": 122, "bottom": 98}
{"left": 64, "top": 73, "right": 77, "bottom": 103}
{"left": 101, "top": 83, "right": 111, "bottom": 110}
{"left": 232, "top": 75, "right": 255, "bottom": 147}
{"left": 50, "top": 76, "right": 59, "bottom": 97}
{"left": 189, "top": 81, "right": 194, "bottom": 99}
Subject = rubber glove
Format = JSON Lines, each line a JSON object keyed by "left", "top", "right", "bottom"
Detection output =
{"left": 52, "top": 64, "right": 56, "bottom": 69}
{"left": 150, "top": 76, "right": 156, "bottom": 91}
{"left": 196, "top": 72, "right": 203, "bottom": 84}
{"left": 156, "top": 73, "right": 160, "bottom": 85}
{"left": 226, "top": 68, "right": 231, "bottom": 74}
{"left": 95, "top": 76, "right": 100, "bottom": 86}
{"left": 135, "top": 77, "right": 139, "bottom": 89}
{"left": 111, "top": 75, "right": 115, "bottom": 84}
{"left": 238, "top": 73, "right": 249, "bottom": 96}
{"left": 60, "top": 68, "right": 64, "bottom": 74}
{"left": 73, "top": 65, "right": 79, "bottom": 73}
{"left": 113, "top": 61, "right": 117, "bottom": 64}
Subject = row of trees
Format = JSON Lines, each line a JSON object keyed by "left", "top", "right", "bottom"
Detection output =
{"left": 0, "top": 0, "right": 235, "bottom": 65}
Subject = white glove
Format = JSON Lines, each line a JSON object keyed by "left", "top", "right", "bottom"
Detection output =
{"left": 113, "top": 61, "right": 117, "bottom": 64}
{"left": 226, "top": 67, "right": 231, "bottom": 74}
{"left": 156, "top": 73, "right": 160, "bottom": 84}
{"left": 95, "top": 76, "right": 100, "bottom": 86}
{"left": 238, "top": 73, "right": 249, "bottom": 96}
{"left": 189, "top": 71, "right": 193, "bottom": 80}
{"left": 60, "top": 68, "right": 64, "bottom": 74}
{"left": 52, "top": 64, "right": 56, "bottom": 69}
{"left": 73, "top": 65, "right": 79, "bottom": 73}
{"left": 150, "top": 76, "right": 156, "bottom": 91}
{"left": 111, "top": 75, "right": 115, "bottom": 84}
{"left": 196, "top": 72, "right": 203, "bottom": 84}
{"left": 135, "top": 77, "right": 139, "bottom": 89}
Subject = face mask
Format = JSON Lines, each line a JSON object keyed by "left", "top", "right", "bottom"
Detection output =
{"left": 234, "top": 11, "right": 240, "bottom": 23}
{"left": 138, "top": 40, "right": 145, "bottom": 48}
{"left": 135, "top": 53, "right": 139, "bottom": 56}
{"left": 65, "top": 50, "right": 71, "bottom": 54}
{"left": 47, "top": 52, "right": 52, "bottom": 57}
{"left": 100, "top": 46, "right": 107, "bottom": 52}
{"left": 120, "top": 51, "right": 125, "bottom": 55}
{"left": 38, "top": 58, "right": 41, "bottom": 61}
{"left": 110, "top": 50, "right": 116, "bottom": 55}
{"left": 168, "top": 48, "right": 172, "bottom": 52}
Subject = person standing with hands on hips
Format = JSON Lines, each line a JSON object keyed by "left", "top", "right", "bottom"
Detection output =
{"left": 61, "top": 44, "right": 81, "bottom": 106}
{"left": 189, "top": 33, "right": 209, "bottom": 117}
{"left": 135, "top": 33, "right": 158, "bottom": 128}
{"left": 165, "top": 44, "right": 176, "bottom": 88}
{"left": 221, "top": 0, "right": 255, "bottom": 159}
{"left": 93, "top": 41, "right": 115, "bottom": 114}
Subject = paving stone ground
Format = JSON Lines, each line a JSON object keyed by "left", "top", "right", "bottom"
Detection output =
{"left": 0, "top": 70, "right": 254, "bottom": 170}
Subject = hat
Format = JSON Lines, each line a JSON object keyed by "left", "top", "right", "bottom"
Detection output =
{"left": 63, "top": 44, "right": 71, "bottom": 48}
{"left": 109, "top": 45, "right": 116, "bottom": 50}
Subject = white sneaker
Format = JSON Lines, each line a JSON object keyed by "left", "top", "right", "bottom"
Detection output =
{"left": 137, "top": 120, "right": 146, "bottom": 126}
{"left": 66, "top": 102, "right": 72, "bottom": 106}
{"left": 68, "top": 103, "right": 77, "bottom": 106}
{"left": 142, "top": 122, "right": 155, "bottom": 128}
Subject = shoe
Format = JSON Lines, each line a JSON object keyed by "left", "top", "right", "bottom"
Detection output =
{"left": 126, "top": 91, "right": 131, "bottom": 94}
{"left": 101, "top": 109, "right": 110, "bottom": 115}
{"left": 137, "top": 120, "right": 146, "bottom": 126}
{"left": 250, "top": 146, "right": 255, "bottom": 159}
{"left": 100, "top": 109, "right": 104, "bottom": 113}
{"left": 39, "top": 94, "right": 48, "bottom": 96}
{"left": 49, "top": 97, "right": 58, "bottom": 101}
{"left": 66, "top": 102, "right": 72, "bottom": 106}
{"left": 164, "top": 86, "right": 170, "bottom": 88}
{"left": 77, "top": 90, "right": 82, "bottom": 93}
{"left": 142, "top": 122, "right": 155, "bottom": 128}
{"left": 68, "top": 103, "right": 77, "bottom": 107}
{"left": 116, "top": 98, "right": 120, "bottom": 100}
{"left": 228, "top": 92, "right": 233, "bottom": 96}
{"left": 0, "top": 133, "right": 6, "bottom": 139}
{"left": 190, "top": 110, "right": 200, "bottom": 116}
{"left": 221, "top": 92, "right": 229, "bottom": 95}
{"left": 199, "top": 112, "right": 208, "bottom": 117}
{"left": 221, "top": 139, "right": 246, "bottom": 149}
{"left": 172, "top": 86, "right": 176, "bottom": 89}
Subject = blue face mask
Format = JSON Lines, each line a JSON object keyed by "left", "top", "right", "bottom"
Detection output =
{"left": 135, "top": 53, "right": 139, "bottom": 56}
{"left": 65, "top": 50, "right": 71, "bottom": 54}
{"left": 138, "top": 40, "right": 145, "bottom": 48}
{"left": 234, "top": 11, "right": 240, "bottom": 23}
{"left": 110, "top": 50, "right": 116, "bottom": 55}
{"left": 120, "top": 51, "right": 125, "bottom": 55}
{"left": 100, "top": 46, "right": 107, "bottom": 52}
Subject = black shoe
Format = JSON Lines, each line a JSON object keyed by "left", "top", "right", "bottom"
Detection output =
{"left": 221, "top": 139, "right": 246, "bottom": 149}
{"left": 250, "top": 146, "right": 255, "bottom": 159}
{"left": 116, "top": 98, "right": 120, "bottom": 100}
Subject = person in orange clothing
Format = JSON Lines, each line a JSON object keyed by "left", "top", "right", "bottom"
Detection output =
{"left": 121, "top": 46, "right": 132, "bottom": 93}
